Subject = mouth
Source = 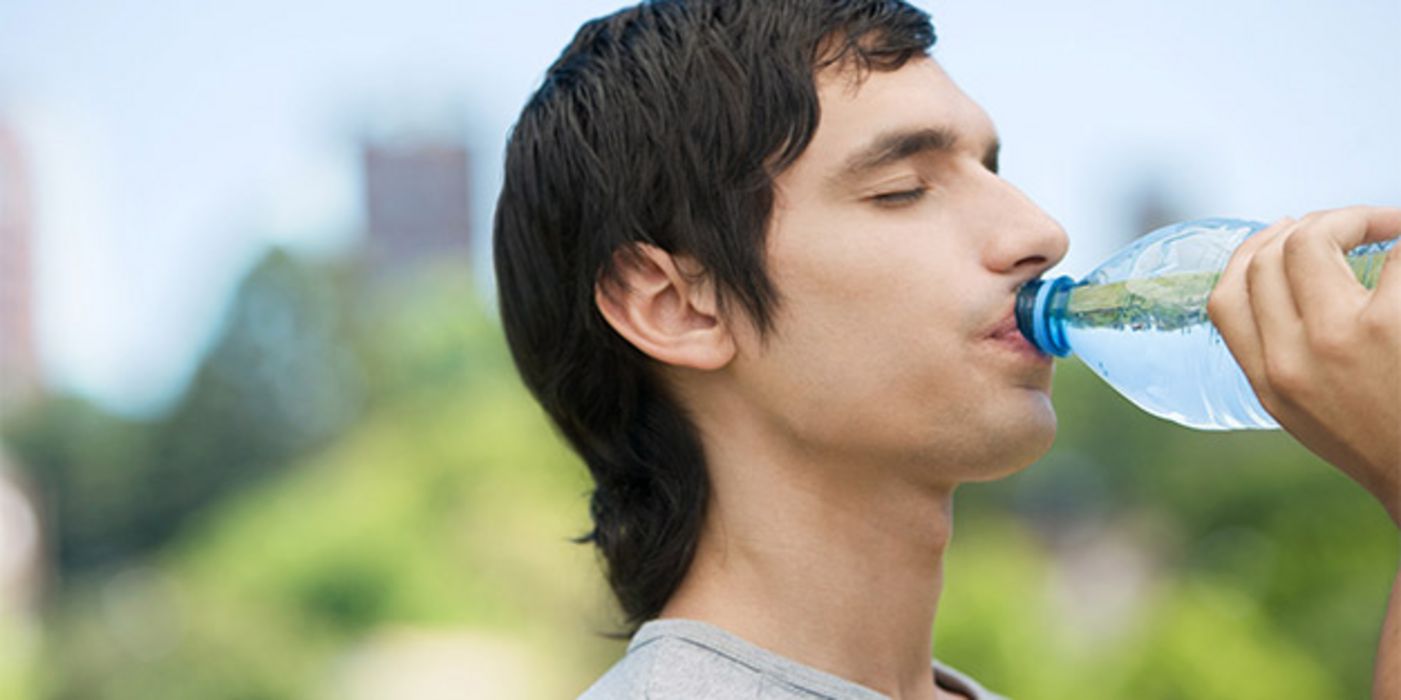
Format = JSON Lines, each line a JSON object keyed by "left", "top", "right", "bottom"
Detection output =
{"left": 983, "top": 308, "right": 1052, "bottom": 364}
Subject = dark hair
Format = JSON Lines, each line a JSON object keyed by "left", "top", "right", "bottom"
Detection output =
{"left": 493, "top": 0, "right": 934, "bottom": 635}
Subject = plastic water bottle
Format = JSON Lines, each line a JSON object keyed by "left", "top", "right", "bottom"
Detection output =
{"left": 1015, "top": 218, "right": 1397, "bottom": 430}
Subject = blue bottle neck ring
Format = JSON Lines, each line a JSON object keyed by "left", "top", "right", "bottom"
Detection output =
{"left": 1015, "top": 275, "right": 1074, "bottom": 357}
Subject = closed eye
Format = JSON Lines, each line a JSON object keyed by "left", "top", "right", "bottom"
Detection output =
{"left": 871, "top": 187, "right": 927, "bottom": 208}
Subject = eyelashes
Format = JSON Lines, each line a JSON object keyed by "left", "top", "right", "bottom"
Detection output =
{"left": 870, "top": 187, "right": 928, "bottom": 208}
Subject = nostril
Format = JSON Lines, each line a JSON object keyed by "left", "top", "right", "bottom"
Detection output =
{"left": 1017, "top": 255, "right": 1048, "bottom": 272}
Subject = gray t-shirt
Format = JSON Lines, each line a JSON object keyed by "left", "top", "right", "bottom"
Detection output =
{"left": 579, "top": 618, "right": 1008, "bottom": 699}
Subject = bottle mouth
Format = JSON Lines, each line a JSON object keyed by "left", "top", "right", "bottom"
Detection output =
{"left": 1015, "top": 276, "right": 1073, "bottom": 357}
{"left": 1014, "top": 279, "right": 1043, "bottom": 349}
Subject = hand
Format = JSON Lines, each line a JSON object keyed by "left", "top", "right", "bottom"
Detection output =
{"left": 1207, "top": 206, "right": 1401, "bottom": 528}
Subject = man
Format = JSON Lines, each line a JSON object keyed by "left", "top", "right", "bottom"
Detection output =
{"left": 492, "top": 1, "right": 1401, "bottom": 698}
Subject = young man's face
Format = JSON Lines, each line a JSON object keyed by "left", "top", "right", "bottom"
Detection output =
{"left": 726, "top": 56, "right": 1069, "bottom": 482}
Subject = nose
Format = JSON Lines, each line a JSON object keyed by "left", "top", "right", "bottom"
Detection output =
{"left": 982, "top": 181, "right": 1069, "bottom": 283}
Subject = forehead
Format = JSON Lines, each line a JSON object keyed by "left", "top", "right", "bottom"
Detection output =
{"left": 788, "top": 57, "right": 996, "bottom": 181}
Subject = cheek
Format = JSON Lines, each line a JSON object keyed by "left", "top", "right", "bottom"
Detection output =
{"left": 750, "top": 290, "right": 978, "bottom": 455}
{"left": 768, "top": 214, "right": 947, "bottom": 339}
{"left": 768, "top": 232, "right": 978, "bottom": 398}
{"left": 753, "top": 203, "right": 996, "bottom": 451}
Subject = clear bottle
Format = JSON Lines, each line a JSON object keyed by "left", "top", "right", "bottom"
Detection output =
{"left": 1015, "top": 218, "right": 1397, "bottom": 430}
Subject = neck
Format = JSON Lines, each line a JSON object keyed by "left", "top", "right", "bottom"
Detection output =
{"left": 659, "top": 406, "right": 959, "bottom": 700}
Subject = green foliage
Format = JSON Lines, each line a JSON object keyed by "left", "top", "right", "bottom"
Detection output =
{"left": 26, "top": 254, "right": 616, "bottom": 699}
{"left": 946, "top": 360, "right": 1395, "bottom": 698}
{"left": 2, "top": 396, "right": 153, "bottom": 570}
{"left": 3, "top": 250, "right": 366, "bottom": 573}
{"left": 934, "top": 515, "right": 1343, "bottom": 699}
{"left": 0, "top": 620, "right": 38, "bottom": 700}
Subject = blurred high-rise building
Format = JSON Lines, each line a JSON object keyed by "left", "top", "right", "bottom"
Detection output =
{"left": 0, "top": 119, "right": 40, "bottom": 414}
{"left": 361, "top": 138, "right": 472, "bottom": 275}
{"left": 0, "top": 117, "right": 41, "bottom": 624}
{"left": 1124, "top": 171, "right": 1188, "bottom": 246}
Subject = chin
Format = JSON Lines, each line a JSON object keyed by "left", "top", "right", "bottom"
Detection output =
{"left": 967, "top": 401, "right": 1058, "bottom": 482}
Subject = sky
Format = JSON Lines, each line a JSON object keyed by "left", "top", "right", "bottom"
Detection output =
{"left": 0, "top": 0, "right": 1397, "bottom": 417}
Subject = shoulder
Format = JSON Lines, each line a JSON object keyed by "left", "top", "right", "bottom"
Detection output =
{"left": 578, "top": 634, "right": 815, "bottom": 700}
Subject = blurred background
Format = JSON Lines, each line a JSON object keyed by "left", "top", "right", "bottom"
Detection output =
{"left": 0, "top": 0, "right": 1397, "bottom": 697}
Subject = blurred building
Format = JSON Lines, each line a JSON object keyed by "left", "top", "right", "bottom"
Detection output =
{"left": 1123, "top": 171, "right": 1190, "bottom": 245}
{"left": 0, "top": 117, "right": 42, "bottom": 623}
{"left": 361, "top": 138, "right": 472, "bottom": 276}
{"left": 0, "top": 119, "right": 40, "bottom": 412}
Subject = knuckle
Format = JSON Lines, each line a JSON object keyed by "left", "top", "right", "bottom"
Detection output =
{"left": 1317, "top": 207, "right": 1362, "bottom": 233}
{"left": 1246, "top": 253, "right": 1264, "bottom": 277}
{"left": 1282, "top": 228, "right": 1310, "bottom": 258}
{"left": 1205, "top": 294, "right": 1225, "bottom": 322}
{"left": 1245, "top": 251, "right": 1272, "bottom": 285}
{"left": 1206, "top": 284, "right": 1233, "bottom": 315}
{"left": 1256, "top": 392, "right": 1289, "bottom": 420}
{"left": 1310, "top": 331, "right": 1353, "bottom": 362}
{"left": 1360, "top": 307, "right": 1400, "bottom": 341}
{"left": 1263, "top": 356, "right": 1308, "bottom": 396}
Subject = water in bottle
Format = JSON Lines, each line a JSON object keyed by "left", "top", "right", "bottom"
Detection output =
{"left": 1015, "top": 218, "right": 1396, "bottom": 430}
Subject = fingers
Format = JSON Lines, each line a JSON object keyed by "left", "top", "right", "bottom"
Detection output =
{"left": 1247, "top": 225, "right": 1307, "bottom": 362}
{"left": 1283, "top": 207, "right": 1401, "bottom": 337}
{"left": 1208, "top": 207, "right": 1401, "bottom": 417}
{"left": 1209, "top": 217, "right": 1295, "bottom": 403}
{"left": 1319, "top": 205, "right": 1401, "bottom": 248}
{"left": 1208, "top": 206, "right": 1401, "bottom": 520}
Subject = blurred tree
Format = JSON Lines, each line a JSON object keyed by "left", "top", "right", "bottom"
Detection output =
{"left": 139, "top": 249, "right": 366, "bottom": 549}
{"left": 949, "top": 359, "right": 1395, "bottom": 698}
{"left": 3, "top": 396, "right": 152, "bottom": 574}
{"left": 31, "top": 258, "right": 612, "bottom": 699}
{"left": 4, "top": 248, "right": 366, "bottom": 575}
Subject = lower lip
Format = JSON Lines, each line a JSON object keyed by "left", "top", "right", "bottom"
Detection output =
{"left": 986, "top": 330, "right": 1053, "bottom": 364}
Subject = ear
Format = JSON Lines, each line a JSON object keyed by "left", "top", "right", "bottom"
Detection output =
{"left": 595, "top": 243, "right": 736, "bottom": 371}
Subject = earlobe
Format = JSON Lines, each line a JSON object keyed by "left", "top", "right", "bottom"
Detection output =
{"left": 595, "top": 244, "right": 736, "bottom": 371}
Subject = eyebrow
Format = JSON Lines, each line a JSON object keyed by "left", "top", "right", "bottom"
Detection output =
{"left": 828, "top": 126, "right": 1001, "bottom": 188}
